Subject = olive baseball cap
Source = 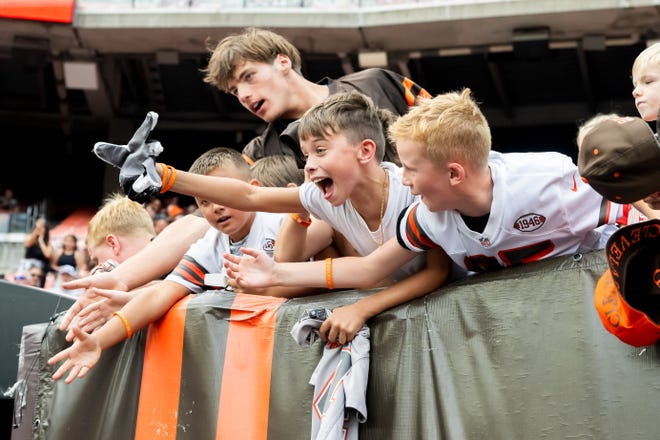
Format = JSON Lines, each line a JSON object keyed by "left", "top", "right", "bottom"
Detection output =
{"left": 578, "top": 117, "right": 660, "bottom": 203}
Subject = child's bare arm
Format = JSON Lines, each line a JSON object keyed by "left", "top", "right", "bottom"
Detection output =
{"left": 49, "top": 280, "right": 190, "bottom": 383}
{"left": 274, "top": 215, "right": 335, "bottom": 262}
{"left": 319, "top": 247, "right": 451, "bottom": 344}
{"left": 225, "top": 237, "right": 418, "bottom": 290}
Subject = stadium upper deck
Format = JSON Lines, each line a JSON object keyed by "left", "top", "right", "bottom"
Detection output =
{"left": 0, "top": 0, "right": 658, "bottom": 206}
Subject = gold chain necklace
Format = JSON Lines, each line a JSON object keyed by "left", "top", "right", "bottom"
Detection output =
{"left": 351, "top": 168, "right": 388, "bottom": 247}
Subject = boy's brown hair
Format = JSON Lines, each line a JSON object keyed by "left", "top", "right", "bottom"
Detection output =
{"left": 298, "top": 90, "right": 396, "bottom": 163}
{"left": 388, "top": 88, "right": 491, "bottom": 169}
{"left": 202, "top": 27, "right": 303, "bottom": 93}
{"left": 189, "top": 147, "right": 251, "bottom": 180}
{"left": 250, "top": 154, "right": 304, "bottom": 188}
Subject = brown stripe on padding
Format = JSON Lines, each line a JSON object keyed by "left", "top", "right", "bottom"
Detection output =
{"left": 134, "top": 295, "right": 191, "bottom": 440}
{"left": 215, "top": 294, "right": 286, "bottom": 439}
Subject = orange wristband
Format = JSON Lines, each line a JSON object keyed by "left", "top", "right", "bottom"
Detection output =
{"left": 112, "top": 311, "right": 133, "bottom": 339}
{"left": 325, "top": 257, "right": 334, "bottom": 290}
{"left": 289, "top": 213, "right": 312, "bottom": 227}
{"left": 158, "top": 163, "right": 177, "bottom": 194}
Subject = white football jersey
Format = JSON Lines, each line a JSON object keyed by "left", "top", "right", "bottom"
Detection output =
{"left": 397, "top": 151, "right": 622, "bottom": 275}
{"left": 166, "top": 212, "right": 285, "bottom": 293}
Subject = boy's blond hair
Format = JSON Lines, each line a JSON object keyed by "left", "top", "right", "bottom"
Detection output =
{"left": 189, "top": 147, "right": 251, "bottom": 180}
{"left": 250, "top": 154, "right": 304, "bottom": 187}
{"left": 202, "top": 27, "right": 303, "bottom": 93}
{"left": 298, "top": 90, "right": 396, "bottom": 163}
{"left": 86, "top": 194, "right": 155, "bottom": 250}
{"left": 388, "top": 88, "right": 491, "bottom": 169}
{"left": 632, "top": 42, "right": 660, "bottom": 82}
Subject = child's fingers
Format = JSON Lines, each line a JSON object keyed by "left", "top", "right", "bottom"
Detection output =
{"left": 238, "top": 247, "right": 261, "bottom": 259}
{"left": 223, "top": 253, "right": 242, "bottom": 265}
{"left": 223, "top": 258, "right": 239, "bottom": 273}
{"left": 65, "top": 327, "right": 76, "bottom": 342}
{"left": 47, "top": 348, "right": 70, "bottom": 367}
{"left": 52, "top": 361, "right": 71, "bottom": 381}
{"left": 88, "top": 287, "right": 114, "bottom": 298}
{"left": 78, "top": 309, "right": 105, "bottom": 331}
{"left": 59, "top": 302, "right": 83, "bottom": 331}
{"left": 62, "top": 277, "right": 91, "bottom": 290}
{"left": 65, "top": 365, "right": 83, "bottom": 384}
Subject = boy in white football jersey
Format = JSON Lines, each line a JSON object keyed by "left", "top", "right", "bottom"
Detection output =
{"left": 221, "top": 89, "right": 622, "bottom": 298}
{"left": 49, "top": 147, "right": 296, "bottom": 383}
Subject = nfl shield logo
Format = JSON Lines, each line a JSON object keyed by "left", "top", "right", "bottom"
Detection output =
{"left": 479, "top": 237, "right": 491, "bottom": 247}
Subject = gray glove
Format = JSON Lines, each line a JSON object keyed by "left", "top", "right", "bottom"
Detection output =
{"left": 93, "top": 111, "right": 164, "bottom": 203}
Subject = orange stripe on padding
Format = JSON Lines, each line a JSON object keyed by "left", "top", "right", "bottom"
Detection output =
{"left": 216, "top": 294, "right": 286, "bottom": 440}
{"left": 135, "top": 295, "right": 191, "bottom": 440}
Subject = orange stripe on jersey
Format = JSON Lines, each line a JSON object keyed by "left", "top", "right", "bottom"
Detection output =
{"left": 418, "top": 88, "right": 432, "bottom": 99}
{"left": 135, "top": 295, "right": 190, "bottom": 440}
{"left": 172, "top": 256, "right": 206, "bottom": 286}
{"left": 216, "top": 294, "right": 286, "bottom": 439}
{"left": 402, "top": 77, "right": 432, "bottom": 106}
{"left": 405, "top": 204, "right": 436, "bottom": 250}
{"left": 402, "top": 77, "right": 416, "bottom": 106}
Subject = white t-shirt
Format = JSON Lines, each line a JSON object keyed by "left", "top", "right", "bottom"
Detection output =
{"left": 299, "top": 161, "right": 424, "bottom": 281}
{"left": 165, "top": 212, "right": 285, "bottom": 293}
{"left": 397, "top": 151, "right": 622, "bottom": 276}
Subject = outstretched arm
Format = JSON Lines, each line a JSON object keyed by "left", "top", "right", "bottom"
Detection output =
{"left": 225, "top": 236, "right": 417, "bottom": 290}
{"left": 161, "top": 166, "right": 303, "bottom": 214}
{"left": 319, "top": 247, "right": 451, "bottom": 344}
{"left": 59, "top": 214, "right": 209, "bottom": 333}
{"left": 49, "top": 280, "right": 189, "bottom": 383}
{"left": 274, "top": 214, "right": 335, "bottom": 262}
{"left": 91, "top": 111, "right": 304, "bottom": 212}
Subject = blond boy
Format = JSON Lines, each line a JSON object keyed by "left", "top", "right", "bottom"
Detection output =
{"left": 59, "top": 194, "right": 156, "bottom": 338}
{"left": 223, "top": 89, "right": 622, "bottom": 302}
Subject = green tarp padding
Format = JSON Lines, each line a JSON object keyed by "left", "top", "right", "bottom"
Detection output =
{"left": 16, "top": 251, "right": 660, "bottom": 439}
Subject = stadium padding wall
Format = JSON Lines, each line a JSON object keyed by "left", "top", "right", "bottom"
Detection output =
{"left": 5, "top": 250, "right": 659, "bottom": 439}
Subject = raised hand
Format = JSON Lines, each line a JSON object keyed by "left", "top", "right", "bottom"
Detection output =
{"left": 59, "top": 271, "right": 129, "bottom": 341}
{"left": 48, "top": 325, "right": 102, "bottom": 384}
{"left": 74, "top": 288, "right": 133, "bottom": 335}
{"left": 93, "top": 111, "right": 163, "bottom": 202}
{"left": 223, "top": 248, "right": 278, "bottom": 289}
